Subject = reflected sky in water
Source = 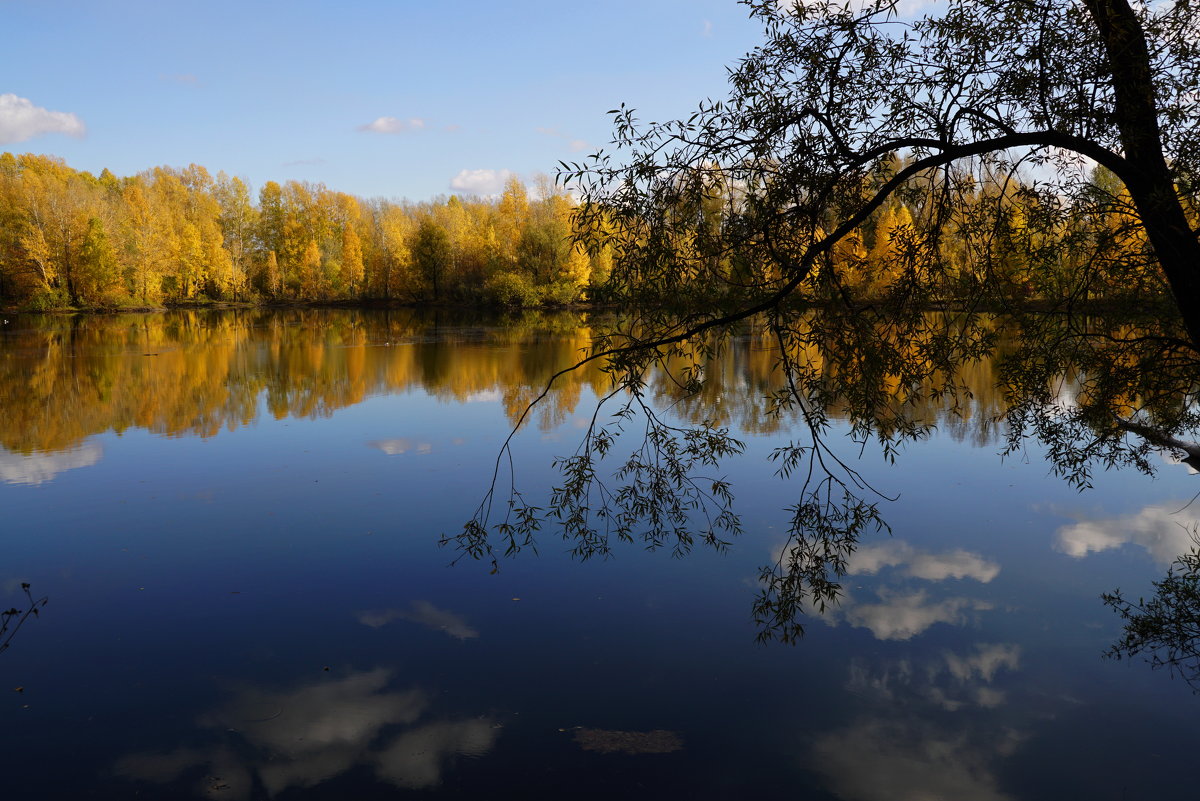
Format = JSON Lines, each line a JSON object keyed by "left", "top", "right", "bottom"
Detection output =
{"left": 1, "top": 309, "right": 1198, "bottom": 800}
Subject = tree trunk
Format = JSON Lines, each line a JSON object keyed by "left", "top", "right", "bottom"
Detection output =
{"left": 1084, "top": 0, "right": 1200, "bottom": 349}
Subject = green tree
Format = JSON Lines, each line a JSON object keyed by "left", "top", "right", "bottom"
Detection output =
{"left": 412, "top": 218, "right": 451, "bottom": 302}
{"left": 76, "top": 216, "right": 121, "bottom": 305}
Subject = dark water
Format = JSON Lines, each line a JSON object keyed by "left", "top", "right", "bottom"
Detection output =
{"left": 1, "top": 309, "right": 1196, "bottom": 800}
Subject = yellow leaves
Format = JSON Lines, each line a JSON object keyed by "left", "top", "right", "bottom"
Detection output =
{"left": 0, "top": 152, "right": 600, "bottom": 308}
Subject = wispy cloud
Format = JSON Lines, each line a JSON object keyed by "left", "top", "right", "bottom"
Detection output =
{"left": 281, "top": 157, "right": 326, "bottom": 167}
{"left": 535, "top": 126, "right": 591, "bottom": 153}
{"left": 0, "top": 94, "right": 86, "bottom": 145}
{"left": 359, "top": 116, "right": 428, "bottom": 134}
{"left": 449, "top": 168, "right": 514, "bottom": 196}
{"left": 701, "top": 19, "right": 714, "bottom": 37}
{"left": 161, "top": 73, "right": 199, "bottom": 86}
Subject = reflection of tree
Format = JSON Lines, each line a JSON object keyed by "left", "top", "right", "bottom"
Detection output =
{"left": 0, "top": 583, "right": 47, "bottom": 657}
{"left": 3, "top": 307, "right": 1021, "bottom": 485}
{"left": 0, "top": 309, "right": 609, "bottom": 454}
{"left": 1103, "top": 547, "right": 1200, "bottom": 690}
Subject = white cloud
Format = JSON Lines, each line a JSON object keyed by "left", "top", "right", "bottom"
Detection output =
{"left": 776, "top": 0, "right": 943, "bottom": 19}
{"left": 359, "top": 116, "right": 428, "bottom": 134}
{"left": 449, "top": 168, "right": 514, "bottom": 196}
{"left": 1054, "top": 503, "right": 1200, "bottom": 565}
{"left": 0, "top": 94, "right": 86, "bottom": 145}
{"left": 161, "top": 73, "right": 199, "bottom": 86}
{"left": 838, "top": 589, "right": 993, "bottom": 640}
{"left": 701, "top": 19, "right": 714, "bottom": 37}
{"left": 846, "top": 540, "right": 1000, "bottom": 583}
{"left": 0, "top": 441, "right": 102, "bottom": 485}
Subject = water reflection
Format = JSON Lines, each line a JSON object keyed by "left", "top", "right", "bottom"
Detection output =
{"left": 815, "top": 540, "right": 1000, "bottom": 640}
{"left": 814, "top": 644, "right": 1023, "bottom": 801}
{"left": 1055, "top": 502, "right": 1200, "bottom": 565}
{"left": 115, "top": 668, "right": 497, "bottom": 798}
{"left": 357, "top": 601, "right": 479, "bottom": 640}
{"left": 846, "top": 541, "right": 1001, "bottom": 583}
{"left": 3, "top": 309, "right": 1199, "bottom": 796}
{"left": 832, "top": 590, "right": 995, "bottom": 641}
{"left": 369, "top": 438, "right": 434, "bottom": 456}
{"left": 0, "top": 309, "right": 1014, "bottom": 468}
{"left": 0, "top": 441, "right": 101, "bottom": 485}
{"left": 0, "top": 309, "right": 609, "bottom": 460}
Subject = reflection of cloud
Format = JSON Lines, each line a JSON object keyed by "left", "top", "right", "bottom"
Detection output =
{"left": 1055, "top": 503, "right": 1199, "bottom": 565}
{"left": 848, "top": 541, "right": 999, "bottom": 583}
{"left": 369, "top": 438, "right": 433, "bottom": 456}
{"left": 945, "top": 643, "right": 1020, "bottom": 684}
{"left": 375, "top": 720, "right": 497, "bottom": 788}
{"left": 838, "top": 589, "right": 993, "bottom": 640}
{"left": 358, "top": 601, "right": 479, "bottom": 640}
{"left": 370, "top": 438, "right": 412, "bottom": 455}
{"left": 117, "top": 668, "right": 496, "bottom": 798}
{"left": 0, "top": 441, "right": 102, "bottom": 485}
{"left": 821, "top": 644, "right": 1023, "bottom": 799}
{"left": 811, "top": 719, "right": 1020, "bottom": 801}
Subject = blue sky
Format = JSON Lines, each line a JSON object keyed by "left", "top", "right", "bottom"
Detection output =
{"left": 2, "top": 0, "right": 764, "bottom": 200}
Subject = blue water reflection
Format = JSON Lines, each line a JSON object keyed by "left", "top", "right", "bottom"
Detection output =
{"left": 0, "top": 309, "right": 1197, "bottom": 799}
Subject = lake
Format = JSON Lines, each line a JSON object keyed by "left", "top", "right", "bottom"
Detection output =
{"left": 1, "top": 308, "right": 1196, "bottom": 800}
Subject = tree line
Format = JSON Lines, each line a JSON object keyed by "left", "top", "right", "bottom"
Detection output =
{"left": 0, "top": 150, "right": 1170, "bottom": 314}
{"left": 0, "top": 153, "right": 612, "bottom": 311}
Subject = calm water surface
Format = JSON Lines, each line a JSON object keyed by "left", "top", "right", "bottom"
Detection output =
{"left": 1, "top": 309, "right": 1196, "bottom": 800}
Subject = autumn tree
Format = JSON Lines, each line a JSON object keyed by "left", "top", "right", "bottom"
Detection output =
{"left": 411, "top": 218, "right": 451, "bottom": 302}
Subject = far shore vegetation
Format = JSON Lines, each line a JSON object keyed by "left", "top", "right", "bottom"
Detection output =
{"left": 0, "top": 150, "right": 1169, "bottom": 315}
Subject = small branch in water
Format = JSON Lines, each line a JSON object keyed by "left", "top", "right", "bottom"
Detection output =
{"left": 0, "top": 583, "right": 48, "bottom": 656}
